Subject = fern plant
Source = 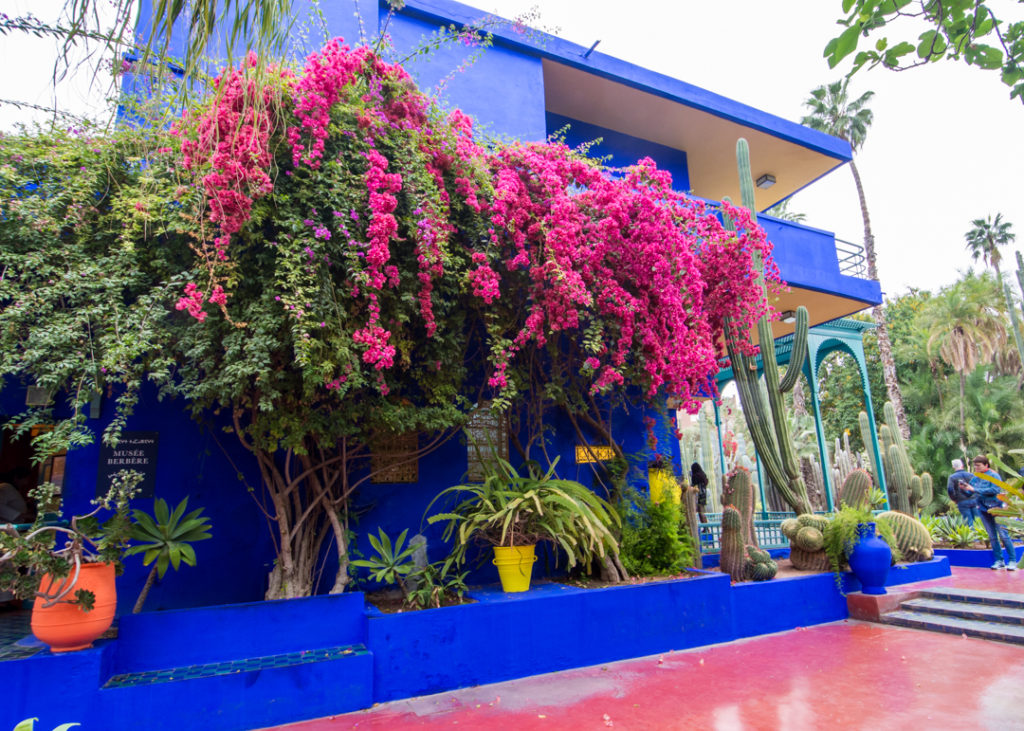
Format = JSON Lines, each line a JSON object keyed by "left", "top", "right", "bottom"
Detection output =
{"left": 822, "top": 505, "right": 901, "bottom": 589}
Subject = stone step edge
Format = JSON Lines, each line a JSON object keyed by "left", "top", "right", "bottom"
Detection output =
{"left": 916, "top": 587, "right": 1024, "bottom": 610}
{"left": 103, "top": 643, "right": 369, "bottom": 689}
{"left": 901, "top": 597, "right": 1024, "bottom": 625}
{"left": 882, "top": 610, "right": 1024, "bottom": 646}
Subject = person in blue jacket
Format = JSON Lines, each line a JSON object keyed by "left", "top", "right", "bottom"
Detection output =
{"left": 959, "top": 454, "right": 1017, "bottom": 570}
{"left": 946, "top": 458, "right": 980, "bottom": 525}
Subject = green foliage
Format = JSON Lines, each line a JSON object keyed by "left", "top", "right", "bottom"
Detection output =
{"left": 928, "top": 515, "right": 987, "bottom": 548}
{"left": 822, "top": 506, "right": 901, "bottom": 588}
{"left": 350, "top": 528, "right": 418, "bottom": 587}
{"left": 0, "top": 470, "right": 141, "bottom": 608}
{"left": 350, "top": 528, "right": 468, "bottom": 609}
{"left": 11, "top": 719, "right": 80, "bottom": 731}
{"left": 125, "top": 497, "right": 212, "bottom": 580}
{"left": 124, "top": 496, "right": 212, "bottom": 613}
{"left": 826, "top": 0, "right": 1024, "bottom": 103}
{"left": 617, "top": 490, "right": 695, "bottom": 577}
{"left": 426, "top": 456, "right": 620, "bottom": 572}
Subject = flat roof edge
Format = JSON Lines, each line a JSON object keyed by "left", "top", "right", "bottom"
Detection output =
{"left": 398, "top": 0, "right": 853, "bottom": 161}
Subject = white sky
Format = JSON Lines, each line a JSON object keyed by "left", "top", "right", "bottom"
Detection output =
{"left": 3, "top": 0, "right": 1022, "bottom": 299}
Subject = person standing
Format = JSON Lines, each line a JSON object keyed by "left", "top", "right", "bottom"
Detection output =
{"left": 690, "top": 462, "right": 708, "bottom": 524}
{"left": 947, "top": 458, "right": 981, "bottom": 525}
{"left": 960, "top": 455, "right": 1017, "bottom": 570}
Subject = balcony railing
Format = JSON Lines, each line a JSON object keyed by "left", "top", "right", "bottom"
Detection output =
{"left": 835, "top": 237, "right": 868, "bottom": 278}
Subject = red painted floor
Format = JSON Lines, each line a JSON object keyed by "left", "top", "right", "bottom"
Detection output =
{"left": 271, "top": 568, "right": 1024, "bottom": 731}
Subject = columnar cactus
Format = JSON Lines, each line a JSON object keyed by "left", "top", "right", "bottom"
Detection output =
{"left": 859, "top": 410, "right": 881, "bottom": 483}
{"left": 909, "top": 474, "right": 923, "bottom": 508}
{"left": 723, "top": 467, "right": 758, "bottom": 547}
{"left": 886, "top": 444, "right": 913, "bottom": 514}
{"left": 745, "top": 545, "right": 778, "bottom": 581}
{"left": 683, "top": 484, "right": 703, "bottom": 570}
{"left": 878, "top": 510, "right": 934, "bottom": 562}
{"left": 698, "top": 407, "right": 720, "bottom": 511}
{"left": 839, "top": 469, "right": 872, "bottom": 510}
{"left": 720, "top": 506, "right": 747, "bottom": 581}
{"left": 919, "top": 472, "right": 933, "bottom": 509}
{"left": 724, "top": 139, "right": 813, "bottom": 516}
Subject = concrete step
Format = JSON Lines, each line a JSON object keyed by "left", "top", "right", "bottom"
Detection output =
{"left": 915, "top": 587, "right": 1024, "bottom": 611}
{"left": 882, "top": 610, "right": 1024, "bottom": 646}
{"left": 900, "top": 597, "right": 1024, "bottom": 626}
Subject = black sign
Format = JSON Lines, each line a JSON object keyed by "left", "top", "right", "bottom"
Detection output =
{"left": 96, "top": 431, "right": 159, "bottom": 499}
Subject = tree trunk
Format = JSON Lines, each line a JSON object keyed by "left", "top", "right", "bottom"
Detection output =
{"left": 959, "top": 370, "right": 967, "bottom": 455}
{"left": 132, "top": 564, "right": 158, "bottom": 614}
{"left": 849, "top": 159, "right": 910, "bottom": 440}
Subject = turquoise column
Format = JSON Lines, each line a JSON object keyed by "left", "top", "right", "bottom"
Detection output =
{"left": 852, "top": 342, "right": 889, "bottom": 508}
{"left": 713, "top": 398, "right": 727, "bottom": 507}
{"left": 755, "top": 451, "right": 768, "bottom": 517}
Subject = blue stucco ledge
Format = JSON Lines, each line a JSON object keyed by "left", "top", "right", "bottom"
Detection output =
{"left": 934, "top": 546, "right": 1023, "bottom": 567}
{"left": 841, "top": 556, "right": 951, "bottom": 594}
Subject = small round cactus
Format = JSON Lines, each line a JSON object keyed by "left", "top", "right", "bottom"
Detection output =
{"left": 795, "top": 525, "right": 824, "bottom": 552}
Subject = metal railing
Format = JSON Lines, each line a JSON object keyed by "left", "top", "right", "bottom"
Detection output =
{"left": 835, "top": 237, "right": 868, "bottom": 278}
{"left": 698, "top": 515, "right": 794, "bottom": 552}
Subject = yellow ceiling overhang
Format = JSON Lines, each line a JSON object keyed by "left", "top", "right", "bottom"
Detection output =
{"left": 542, "top": 60, "right": 847, "bottom": 209}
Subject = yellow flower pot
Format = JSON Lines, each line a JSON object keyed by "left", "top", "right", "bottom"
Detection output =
{"left": 492, "top": 545, "right": 537, "bottom": 592}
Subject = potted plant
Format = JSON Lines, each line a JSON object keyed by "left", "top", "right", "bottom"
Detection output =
{"left": 425, "top": 457, "right": 621, "bottom": 592}
{"left": 0, "top": 470, "right": 140, "bottom": 652}
{"left": 823, "top": 505, "right": 901, "bottom": 594}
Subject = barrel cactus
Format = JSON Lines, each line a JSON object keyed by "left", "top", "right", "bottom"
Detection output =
{"left": 720, "top": 506, "right": 747, "bottom": 581}
{"left": 745, "top": 545, "right": 777, "bottom": 581}
{"left": 878, "top": 510, "right": 933, "bottom": 562}
{"left": 784, "top": 513, "right": 831, "bottom": 571}
{"left": 839, "top": 469, "right": 872, "bottom": 510}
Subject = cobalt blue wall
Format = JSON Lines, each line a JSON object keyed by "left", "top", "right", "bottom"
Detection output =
{"left": 367, "top": 574, "right": 734, "bottom": 703}
{"left": 385, "top": 11, "right": 547, "bottom": 140}
{"left": 759, "top": 213, "right": 881, "bottom": 306}
{"left": 546, "top": 112, "right": 691, "bottom": 190}
{"left": 932, "top": 548, "right": 1021, "bottom": 568}
{"left": 55, "top": 385, "right": 276, "bottom": 613}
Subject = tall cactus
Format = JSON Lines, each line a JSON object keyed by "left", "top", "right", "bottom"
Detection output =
{"left": 882, "top": 400, "right": 919, "bottom": 515}
{"left": 723, "top": 468, "right": 758, "bottom": 548}
{"left": 724, "top": 138, "right": 813, "bottom": 516}
{"left": 720, "top": 506, "right": 747, "bottom": 581}
{"left": 919, "top": 472, "right": 933, "bottom": 509}
{"left": 859, "top": 410, "right": 881, "bottom": 483}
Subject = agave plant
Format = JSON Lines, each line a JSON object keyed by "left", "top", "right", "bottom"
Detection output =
{"left": 929, "top": 515, "right": 986, "bottom": 548}
{"left": 124, "top": 497, "right": 212, "bottom": 613}
{"left": 425, "top": 456, "right": 621, "bottom": 571}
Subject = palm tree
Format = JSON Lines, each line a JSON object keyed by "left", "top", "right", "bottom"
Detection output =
{"left": 965, "top": 213, "right": 1024, "bottom": 377}
{"left": 965, "top": 213, "right": 1015, "bottom": 281}
{"left": 801, "top": 79, "right": 911, "bottom": 440}
{"left": 919, "top": 273, "right": 1008, "bottom": 454}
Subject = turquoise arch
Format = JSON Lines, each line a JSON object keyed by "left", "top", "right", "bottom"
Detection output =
{"left": 714, "top": 317, "right": 888, "bottom": 512}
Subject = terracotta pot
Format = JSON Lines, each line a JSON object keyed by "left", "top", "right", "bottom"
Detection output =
{"left": 31, "top": 562, "right": 117, "bottom": 652}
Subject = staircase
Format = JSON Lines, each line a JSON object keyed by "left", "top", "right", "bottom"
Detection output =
{"left": 881, "top": 587, "right": 1024, "bottom": 646}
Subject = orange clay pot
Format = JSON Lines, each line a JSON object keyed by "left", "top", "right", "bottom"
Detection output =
{"left": 31, "top": 562, "right": 117, "bottom": 652}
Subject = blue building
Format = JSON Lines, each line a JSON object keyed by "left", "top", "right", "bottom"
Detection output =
{"left": 0, "top": 3, "right": 898, "bottom": 728}
{"left": 0, "top": 0, "right": 882, "bottom": 611}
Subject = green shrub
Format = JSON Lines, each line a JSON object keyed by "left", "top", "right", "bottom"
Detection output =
{"left": 618, "top": 490, "right": 695, "bottom": 576}
{"left": 822, "top": 505, "right": 902, "bottom": 589}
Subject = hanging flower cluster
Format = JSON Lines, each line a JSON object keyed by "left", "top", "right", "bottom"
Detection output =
{"left": 172, "top": 38, "right": 779, "bottom": 411}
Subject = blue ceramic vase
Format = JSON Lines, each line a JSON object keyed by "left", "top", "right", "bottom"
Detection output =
{"left": 848, "top": 522, "right": 891, "bottom": 595}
